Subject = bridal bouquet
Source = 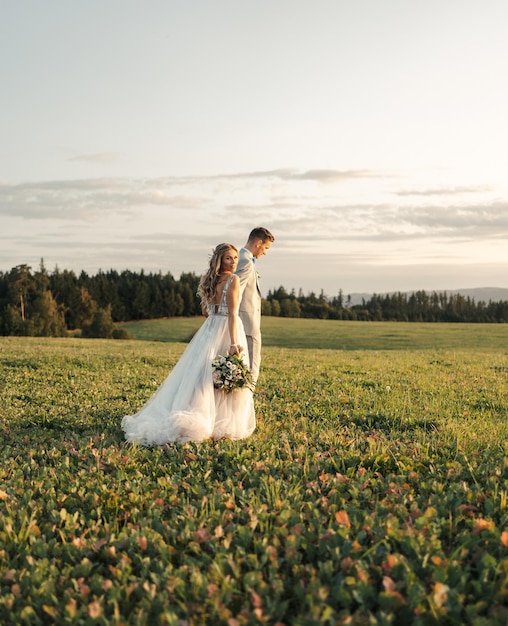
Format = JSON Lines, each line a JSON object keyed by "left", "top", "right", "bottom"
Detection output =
{"left": 212, "top": 353, "right": 254, "bottom": 393}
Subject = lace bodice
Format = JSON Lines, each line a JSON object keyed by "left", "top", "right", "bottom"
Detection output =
{"left": 206, "top": 276, "right": 231, "bottom": 316}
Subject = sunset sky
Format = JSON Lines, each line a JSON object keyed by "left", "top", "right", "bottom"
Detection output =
{"left": 2, "top": 0, "right": 507, "bottom": 297}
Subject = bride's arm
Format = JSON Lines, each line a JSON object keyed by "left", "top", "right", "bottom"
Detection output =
{"left": 226, "top": 275, "right": 241, "bottom": 355}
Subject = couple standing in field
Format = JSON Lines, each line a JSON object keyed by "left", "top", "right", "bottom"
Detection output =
{"left": 122, "top": 227, "right": 275, "bottom": 445}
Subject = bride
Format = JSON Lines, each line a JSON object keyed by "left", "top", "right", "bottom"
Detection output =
{"left": 121, "top": 243, "right": 255, "bottom": 445}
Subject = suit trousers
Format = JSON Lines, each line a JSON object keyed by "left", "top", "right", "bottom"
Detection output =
{"left": 246, "top": 334, "right": 261, "bottom": 384}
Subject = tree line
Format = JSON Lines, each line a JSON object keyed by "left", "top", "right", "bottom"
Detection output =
{"left": 0, "top": 262, "right": 201, "bottom": 338}
{"left": 0, "top": 262, "right": 506, "bottom": 338}
{"left": 264, "top": 287, "right": 508, "bottom": 323}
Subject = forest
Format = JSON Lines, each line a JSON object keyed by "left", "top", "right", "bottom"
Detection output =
{"left": 0, "top": 261, "right": 507, "bottom": 338}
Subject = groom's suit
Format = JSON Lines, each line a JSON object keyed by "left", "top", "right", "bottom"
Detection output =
{"left": 236, "top": 247, "right": 262, "bottom": 383}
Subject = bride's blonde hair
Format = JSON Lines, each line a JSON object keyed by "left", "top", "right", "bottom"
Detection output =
{"left": 197, "top": 243, "right": 238, "bottom": 305}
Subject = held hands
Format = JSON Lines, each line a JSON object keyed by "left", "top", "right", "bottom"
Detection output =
{"left": 229, "top": 344, "right": 243, "bottom": 356}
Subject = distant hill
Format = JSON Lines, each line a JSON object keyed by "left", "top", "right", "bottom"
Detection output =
{"left": 345, "top": 287, "right": 508, "bottom": 307}
{"left": 447, "top": 287, "right": 508, "bottom": 302}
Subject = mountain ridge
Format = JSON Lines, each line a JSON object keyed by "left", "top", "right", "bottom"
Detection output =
{"left": 344, "top": 287, "right": 508, "bottom": 307}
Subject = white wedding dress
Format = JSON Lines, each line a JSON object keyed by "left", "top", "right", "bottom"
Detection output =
{"left": 121, "top": 277, "right": 255, "bottom": 445}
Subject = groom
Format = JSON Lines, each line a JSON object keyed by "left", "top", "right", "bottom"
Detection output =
{"left": 235, "top": 226, "right": 275, "bottom": 383}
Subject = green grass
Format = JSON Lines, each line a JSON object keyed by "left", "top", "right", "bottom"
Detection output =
{"left": 1, "top": 335, "right": 508, "bottom": 625}
{"left": 122, "top": 316, "right": 508, "bottom": 351}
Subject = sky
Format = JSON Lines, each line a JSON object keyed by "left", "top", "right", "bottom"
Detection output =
{"left": 1, "top": 0, "right": 508, "bottom": 297}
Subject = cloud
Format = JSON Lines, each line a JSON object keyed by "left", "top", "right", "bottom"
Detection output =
{"left": 68, "top": 152, "right": 121, "bottom": 164}
{"left": 0, "top": 178, "right": 209, "bottom": 220}
{"left": 209, "top": 168, "right": 386, "bottom": 183}
{"left": 2, "top": 174, "right": 507, "bottom": 255}
{"left": 396, "top": 185, "right": 494, "bottom": 196}
{"left": 259, "top": 200, "right": 508, "bottom": 243}
{"left": 289, "top": 169, "right": 387, "bottom": 183}
{"left": 0, "top": 169, "right": 391, "bottom": 223}
{"left": 396, "top": 202, "right": 508, "bottom": 236}
{"left": 126, "top": 169, "right": 386, "bottom": 187}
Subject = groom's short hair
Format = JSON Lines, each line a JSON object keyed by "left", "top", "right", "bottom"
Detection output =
{"left": 248, "top": 227, "right": 274, "bottom": 243}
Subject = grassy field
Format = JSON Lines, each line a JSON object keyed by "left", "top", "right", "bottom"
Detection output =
{"left": 121, "top": 316, "right": 508, "bottom": 352}
{"left": 1, "top": 330, "right": 508, "bottom": 624}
